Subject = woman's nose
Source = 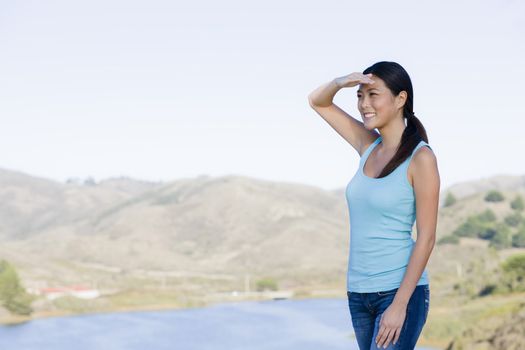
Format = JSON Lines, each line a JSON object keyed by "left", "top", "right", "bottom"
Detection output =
{"left": 360, "top": 99, "right": 370, "bottom": 109}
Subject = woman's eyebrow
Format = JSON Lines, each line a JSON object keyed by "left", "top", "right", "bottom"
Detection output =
{"left": 357, "top": 88, "right": 380, "bottom": 93}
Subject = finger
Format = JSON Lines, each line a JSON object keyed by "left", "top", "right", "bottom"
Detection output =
{"left": 375, "top": 316, "right": 385, "bottom": 344}
{"left": 375, "top": 326, "right": 385, "bottom": 346}
{"left": 375, "top": 314, "right": 384, "bottom": 340}
{"left": 393, "top": 328, "right": 401, "bottom": 345}
{"left": 377, "top": 329, "right": 393, "bottom": 348}
{"left": 383, "top": 330, "right": 395, "bottom": 348}
{"left": 376, "top": 328, "right": 389, "bottom": 348}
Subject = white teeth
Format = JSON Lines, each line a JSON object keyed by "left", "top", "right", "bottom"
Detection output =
{"left": 364, "top": 113, "right": 376, "bottom": 118}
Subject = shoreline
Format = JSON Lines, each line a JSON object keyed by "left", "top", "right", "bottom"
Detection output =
{"left": 0, "top": 291, "right": 334, "bottom": 326}
{"left": 0, "top": 301, "right": 206, "bottom": 326}
{"left": 0, "top": 296, "right": 445, "bottom": 349}
{"left": 0, "top": 294, "right": 469, "bottom": 349}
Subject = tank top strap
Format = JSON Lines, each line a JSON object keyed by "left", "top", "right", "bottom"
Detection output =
{"left": 409, "top": 140, "right": 433, "bottom": 161}
{"left": 398, "top": 140, "right": 433, "bottom": 172}
{"left": 360, "top": 136, "right": 382, "bottom": 166}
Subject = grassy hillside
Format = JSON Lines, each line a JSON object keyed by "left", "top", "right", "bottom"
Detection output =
{"left": 0, "top": 168, "right": 524, "bottom": 348}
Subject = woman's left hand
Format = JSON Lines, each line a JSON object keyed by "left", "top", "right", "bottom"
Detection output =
{"left": 375, "top": 301, "right": 407, "bottom": 348}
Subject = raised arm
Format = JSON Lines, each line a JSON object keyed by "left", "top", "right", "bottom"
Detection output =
{"left": 308, "top": 73, "right": 380, "bottom": 156}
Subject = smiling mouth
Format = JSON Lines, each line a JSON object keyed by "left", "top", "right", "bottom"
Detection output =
{"left": 364, "top": 113, "right": 376, "bottom": 118}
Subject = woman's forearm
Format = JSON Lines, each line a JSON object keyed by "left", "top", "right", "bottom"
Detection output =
{"left": 308, "top": 79, "right": 342, "bottom": 108}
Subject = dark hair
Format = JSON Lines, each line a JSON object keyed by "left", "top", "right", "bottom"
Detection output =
{"left": 362, "top": 61, "right": 429, "bottom": 178}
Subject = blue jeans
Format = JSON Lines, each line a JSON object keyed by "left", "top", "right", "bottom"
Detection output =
{"left": 347, "top": 284, "right": 429, "bottom": 350}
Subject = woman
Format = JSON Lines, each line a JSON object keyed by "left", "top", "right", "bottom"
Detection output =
{"left": 307, "top": 61, "right": 440, "bottom": 349}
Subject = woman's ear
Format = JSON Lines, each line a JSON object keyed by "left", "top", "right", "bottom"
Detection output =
{"left": 396, "top": 91, "right": 408, "bottom": 109}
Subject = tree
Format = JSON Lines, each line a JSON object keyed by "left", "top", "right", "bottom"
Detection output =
{"left": 453, "top": 216, "right": 490, "bottom": 238}
{"left": 504, "top": 212, "right": 523, "bottom": 227}
{"left": 478, "top": 225, "right": 498, "bottom": 240}
{"left": 510, "top": 195, "right": 524, "bottom": 211}
{"left": 488, "top": 223, "right": 512, "bottom": 250}
{"left": 501, "top": 254, "right": 525, "bottom": 292}
{"left": 256, "top": 278, "right": 278, "bottom": 292}
{"left": 476, "top": 209, "right": 497, "bottom": 223}
{"left": 0, "top": 260, "right": 33, "bottom": 315}
{"left": 484, "top": 190, "right": 505, "bottom": 202}
{"left": 444, "top": 192, "right": 457, "bottom": 207}
{"left": 512, "top": 226, "right": 525, "bottom": 248}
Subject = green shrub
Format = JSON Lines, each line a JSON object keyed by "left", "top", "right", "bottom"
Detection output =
{"left": 437, "top": 235, "right": 459, "bottom": 245}
{"left": 500, "top": 254, "right": 525, "bottom": 292}
{"left": 502, "top": 254, "right": 525, "bottom": 275}
{"left": 488, "top": 224, "right": 512, "bottom": 249}
{"left": 453, "top": 217, "right": 481, "bottom": 237}
{"left": 512, "top": 227, "right": 525, "bottom": 248}
{"left": 504, "top": 212, "right": 523, "bottom": 227}
{"left": 256, "top": 278, "right": 278, "bottom": 292}
{"left": 453, "top": 216, "right": 491, "bottom": 238}
{"left": 478, "top": 284, "right": 497, "bottom": 297}
{"left": 510, "top": 195, "right": 524, "bottom": 211}
{"left": 476, "top": 209, "right": 497, "bottom": 222}
{"left": 484, "top": 190, "right": 505, "bottom": 202}
{"left": 478, "top": 225, "right": 498, "bottom": 240}
{"left": 444, "top": 192, "right": 457, "bottom": 207}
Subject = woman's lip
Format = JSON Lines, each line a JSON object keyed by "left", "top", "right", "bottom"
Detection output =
{"left": 364, "top": 113, "right": 376, "bottom": 118}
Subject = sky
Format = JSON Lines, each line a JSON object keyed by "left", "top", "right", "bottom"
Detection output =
{"left": 0, "top": 0, "right": 524, "bottom": 191}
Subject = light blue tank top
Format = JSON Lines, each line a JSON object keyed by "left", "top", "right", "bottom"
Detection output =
{"left": 345, "top": 136, "right": 431, "bottom": 292}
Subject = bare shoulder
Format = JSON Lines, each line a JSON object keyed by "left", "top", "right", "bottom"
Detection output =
{"left": 413, "top": 146, "right": 437, "bottom": 165}
{"left": 408, "top": 145, "right": 439, "bottom": 187}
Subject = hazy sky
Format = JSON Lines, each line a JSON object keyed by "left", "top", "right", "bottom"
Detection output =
{"left": 0, "top": 0, "right": 523, "bottom": 191}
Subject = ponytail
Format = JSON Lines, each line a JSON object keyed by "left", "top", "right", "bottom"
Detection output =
{"left": 376, "top": 109, "right": 429, "bottom": 179}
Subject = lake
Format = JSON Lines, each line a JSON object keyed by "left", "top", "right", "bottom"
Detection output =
{"left": 0, "top": 297, "right": 438, "bottom": 349}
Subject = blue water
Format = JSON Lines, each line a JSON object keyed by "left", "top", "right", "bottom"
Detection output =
{"left": 0, "top": 297, "right": 438, "bottom": 350}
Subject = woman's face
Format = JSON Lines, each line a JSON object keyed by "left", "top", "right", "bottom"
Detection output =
{"left": 357, "top": 75, "right": 404, "bottom": 130}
